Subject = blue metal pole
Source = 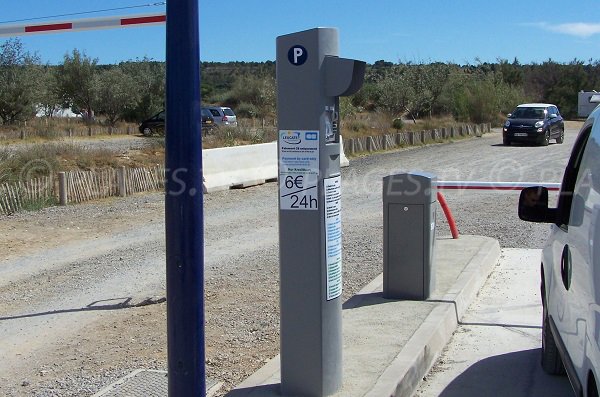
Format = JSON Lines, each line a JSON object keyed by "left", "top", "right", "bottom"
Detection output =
{"left": 165, "top": 1, "right": 205, "bottom": 396}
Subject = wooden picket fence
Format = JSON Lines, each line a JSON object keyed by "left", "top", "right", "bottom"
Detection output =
{"left": 0, "top": 166, "right": 165, "bottom": 215}
{"left": 124, "top": 166, "right": 165, "bottom": 196}
{"left": 0, "top": 123, "right": 491, "bottom": 215}
{"left": 342, "top": 123, "right": 491, "bottom": 155}
{"left": 0, "top": 176, "right": 54, "bottom": 214}
{"left": 65, "top": 168, "right": 118, "bottom": 203}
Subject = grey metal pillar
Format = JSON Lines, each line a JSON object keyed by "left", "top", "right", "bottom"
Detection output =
{"left": 276, "top": 28, "right": 365, "bottom": 396}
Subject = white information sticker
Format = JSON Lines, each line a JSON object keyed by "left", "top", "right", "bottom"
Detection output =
{"left": 325, "top": 175, "right": 342, "bottom": 300}
{"left": 278, "top": 130, "right": 319, "bottom": 210}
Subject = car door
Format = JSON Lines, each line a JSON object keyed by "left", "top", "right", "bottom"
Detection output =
{"left": 547, "top": 120, "right": 595, "bottom": 381}
{"left": 550, "top": 106, "right": 562, "bottom": 137}
{"left": 208, "top": 108, "right": 222, "bottom": 125}
{"left": 546, "top": 107, "right": 555, "bottom": 137}
{"left": 570, "top": 118, "right": 600, "bottom": 383}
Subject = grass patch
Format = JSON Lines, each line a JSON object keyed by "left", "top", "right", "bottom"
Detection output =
{"left": 0, "top": 142, "right": 123, "bottom": 184}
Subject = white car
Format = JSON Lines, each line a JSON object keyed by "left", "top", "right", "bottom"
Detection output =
{"left": 519, "top": 104, "right": 600, "bottom": 397}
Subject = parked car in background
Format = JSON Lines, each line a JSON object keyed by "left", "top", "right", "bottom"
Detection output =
{"left": 518, "top": 104, "right": 600, "bottom": 397}
{"left": 139, "top": 110, "right": 165, "bottom": 136}
{"left": 205, "top": 106, "right": 237, "bottom": 127}
{"left": 503, "top": 103, "right": 564, "bottom": 146}
{"left": 138, "top": 109, "right": 216, "bottom": 136}
{"left": 201, "top": 107, "right": 216, "bottom": 133}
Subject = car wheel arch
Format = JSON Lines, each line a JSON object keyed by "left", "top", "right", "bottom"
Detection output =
{"left": 541, "top": 262, "right": 547, "bottom": 304}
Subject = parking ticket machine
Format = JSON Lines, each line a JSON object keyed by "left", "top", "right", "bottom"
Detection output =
{"left": 276, "top": 28, "right": 365, "bottom": 396}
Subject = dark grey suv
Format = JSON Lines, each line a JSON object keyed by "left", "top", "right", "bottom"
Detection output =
{"left": 503, "top": 103, "right": 565, "bottom": 146}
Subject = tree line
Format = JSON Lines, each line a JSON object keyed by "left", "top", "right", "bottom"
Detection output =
{"left": 1, "top": 37, "right": 599, "bottom": 127}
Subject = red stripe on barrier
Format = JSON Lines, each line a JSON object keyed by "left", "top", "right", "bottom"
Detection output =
{"left": 121, "top": 15, "right": 166, "bottom": 26}
{"left": 25, "top": 22, "right": 72, "bottom": 33}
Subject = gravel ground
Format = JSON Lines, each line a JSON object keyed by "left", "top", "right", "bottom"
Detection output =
{"left": 0, "top": 127, "right": 579, "bottom": 396}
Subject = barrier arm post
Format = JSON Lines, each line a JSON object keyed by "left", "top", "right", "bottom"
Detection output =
{"left": 165, "top": 1, "right": 206, "bottom": 396}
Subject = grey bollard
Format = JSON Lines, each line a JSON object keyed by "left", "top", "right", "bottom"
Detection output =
{"left": 383, "top": 172, "right": 437, "bottom": 300}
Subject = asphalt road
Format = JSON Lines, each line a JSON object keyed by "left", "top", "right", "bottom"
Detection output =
{"left": 415, "top": 248, "right": 573, "bottom": 396}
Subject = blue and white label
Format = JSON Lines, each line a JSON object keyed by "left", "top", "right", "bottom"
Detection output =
{"left": 288, "top": 45, "right": 307, "bottom": 66}
{"left": 325, "top": 175, "right": 342, "bottom": 300}
{"left": 279, "top": 130, "right": 319, "bottom": 210}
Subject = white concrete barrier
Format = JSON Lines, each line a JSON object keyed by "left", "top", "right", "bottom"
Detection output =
{"left": 340, "top": 136, "right": 349, "bottom": 167}
{"left": 202, "top": 138, "right": 350, "bottom": 193}
{"left": 202, "top": 142, "right": 278, "bottom": 192}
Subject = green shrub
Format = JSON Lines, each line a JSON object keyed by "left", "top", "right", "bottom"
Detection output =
{"left": 235, "top": 102, "right": 259, "bottom": 118}
{"left": 392, "top": 118, "right": 404, "bottom": 130}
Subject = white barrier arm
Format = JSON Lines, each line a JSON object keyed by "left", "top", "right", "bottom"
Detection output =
{"left": 436, "top": 181, "right": 562, "bottom": 191}
{"left": 0, "top": 13, "right": 166, "bottom": 37}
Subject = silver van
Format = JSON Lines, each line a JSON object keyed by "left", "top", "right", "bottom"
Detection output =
{"left": 519, "top": 103, "right": 600, "bottom": 396}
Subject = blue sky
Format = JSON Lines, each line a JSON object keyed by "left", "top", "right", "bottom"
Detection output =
{"left": 0, "top": 1, "right": 599, "bottom": 65}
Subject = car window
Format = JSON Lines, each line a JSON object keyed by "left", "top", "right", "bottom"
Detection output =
{"left": 557, "top": 125, "right": 593, "bottom": 228}
{"left": 223, "top": 108, "right": 235, "bottom": 116}
{"left": 209, "top": 109, "right": 220, "bottom": 117}
{"left": 513, "top": 107, "right": 545, "bottom": 118}
{"left": 512, "top": 108, "right": 526, "bottom": 118}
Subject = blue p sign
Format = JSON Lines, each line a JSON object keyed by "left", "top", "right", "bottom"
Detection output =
{"left": 288, "top": 45, "right": 307, "bottom": 66}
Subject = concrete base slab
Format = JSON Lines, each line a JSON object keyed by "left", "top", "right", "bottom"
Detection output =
{"left": 92, "top": 369, "right": 222, "bottom": 397}
{"left": 227, "top": 235, "right": 500, "bottom": 397}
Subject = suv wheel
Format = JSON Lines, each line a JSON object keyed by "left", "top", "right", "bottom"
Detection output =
{"left": 556, "top": 128, "right": 565, "bottom": 144}
{"left": 541, "top": 131, "right": 550, "bottom": 146}
{"left": 142, "top": 127, "right": 153, "bottom": 137}
{"left": 541, "top": 303, "right": 565, "bottom": 375}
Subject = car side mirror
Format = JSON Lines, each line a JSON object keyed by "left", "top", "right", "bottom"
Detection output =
{"left": 507, "top": 113, "right": 512, "bottom": 118}
{"left": 519, "top": 186, "right": 556, "bottom": 223}
{"left": 549, "top": 113, "right": 557, "bottom": 119}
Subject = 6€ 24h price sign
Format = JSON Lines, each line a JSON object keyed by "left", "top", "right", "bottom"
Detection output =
{"left": 278, "top": 130, "right": 320, "bottom": 210}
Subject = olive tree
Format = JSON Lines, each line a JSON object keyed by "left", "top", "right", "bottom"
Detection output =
{"left": 56, "top": 49, "right": 98, "bottom": 121}
{"left": 375, "top": 65, "right": 415, "bottom": 119}
{"left": 36, "top": 65, "right": 62, "bottom": 118}
{"left": 0, "top": 38, "right": 40, "bottom": 124}
{"left": 119, "top": 58, "right": 165, "bottom": 121}
{"left": 94, "top": 67, "right": 137, "bottom": 125}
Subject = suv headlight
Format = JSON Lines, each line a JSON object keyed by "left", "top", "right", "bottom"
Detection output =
{"left": 504, "top": 120, "right": 510, "bottom": 127}
{"left": 535, "top": 120, "right": 544, "bottom": 128}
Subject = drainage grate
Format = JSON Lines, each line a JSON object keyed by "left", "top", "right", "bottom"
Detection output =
{"left": 92, "top": 369, "right": 221, "bottom": 397}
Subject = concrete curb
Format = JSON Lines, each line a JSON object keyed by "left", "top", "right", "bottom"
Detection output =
{"left": 366, "top": 237, "right": 500, "bottom": 397}
{"left": 228, "top": 236, "right": 501, "bottom": 397}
